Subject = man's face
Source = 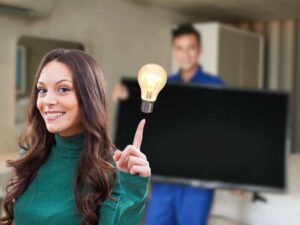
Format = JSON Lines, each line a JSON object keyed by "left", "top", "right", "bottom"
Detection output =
{"left": 172, "top": 34, "right": 201, "bottom": 71}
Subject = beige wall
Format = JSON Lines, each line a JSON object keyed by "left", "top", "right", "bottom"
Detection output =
{"left": 0, "top": 0, "right": 190, "bottom": 152}
{"left": 235, "top": 20, "right": 300, "bottom": 153}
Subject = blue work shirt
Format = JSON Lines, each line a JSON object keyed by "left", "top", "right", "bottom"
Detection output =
{"left": 168, "top": 65, "right": 225, "bottom": 86}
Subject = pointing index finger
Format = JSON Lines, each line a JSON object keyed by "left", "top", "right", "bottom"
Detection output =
{"left": 133, "top": 119, "right": 146, "bottom": 150}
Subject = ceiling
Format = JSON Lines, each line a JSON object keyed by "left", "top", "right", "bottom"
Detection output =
{"left": 134, "top": 0, "right": 300, "bottom": 21}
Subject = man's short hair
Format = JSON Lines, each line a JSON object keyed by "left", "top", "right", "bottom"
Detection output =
{"left": 172, "top": 24, "right": 201, "bottom": 45}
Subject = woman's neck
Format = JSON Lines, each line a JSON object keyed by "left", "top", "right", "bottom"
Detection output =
{"left": 59, "top": 126, "right": 84, "bottom": 137}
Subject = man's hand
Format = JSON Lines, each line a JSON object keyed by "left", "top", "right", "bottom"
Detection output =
{"left": 112, "top": 83, "right": 129, "bottom": 101}
{"left": 113, "top": 119, "right": 151, "bottom": 177}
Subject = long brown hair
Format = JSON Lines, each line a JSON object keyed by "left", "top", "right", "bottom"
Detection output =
{"left": 0, "top": 49, "right": 116, "bottom": 225}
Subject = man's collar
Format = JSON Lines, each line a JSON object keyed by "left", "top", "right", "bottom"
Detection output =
{"left": 176, "top": 65, "right": 202, "bottom": 82}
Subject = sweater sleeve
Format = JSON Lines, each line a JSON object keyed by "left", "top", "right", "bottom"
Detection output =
{"left": 98, "top": 168, "right": 150, "bottom": 225}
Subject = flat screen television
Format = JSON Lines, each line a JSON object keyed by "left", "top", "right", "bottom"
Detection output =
{"left": 114, "top": 78, "right": 290, "bottom": 193}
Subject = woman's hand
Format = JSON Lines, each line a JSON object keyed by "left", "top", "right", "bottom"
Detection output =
{"left": 113, "top": 119, "right": 151, "bottom": 177}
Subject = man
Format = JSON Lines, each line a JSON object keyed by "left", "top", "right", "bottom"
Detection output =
{"left": 114, "top": 24, "right": 225, "bottom": 225}
{"left": 144, "top": 24, "right": 224, "bottom": 225}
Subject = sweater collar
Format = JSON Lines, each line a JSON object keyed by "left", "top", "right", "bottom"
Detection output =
{"left": 53, "top": 132, "right": 85, "bottom": 158}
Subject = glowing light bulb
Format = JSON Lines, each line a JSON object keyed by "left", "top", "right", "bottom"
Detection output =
{"left": 137, "top": 63, "right": 167, "bottom": 113}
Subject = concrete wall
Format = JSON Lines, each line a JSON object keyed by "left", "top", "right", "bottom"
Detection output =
{"left": 0, "top": 0, "right": 190, "bottom": 152}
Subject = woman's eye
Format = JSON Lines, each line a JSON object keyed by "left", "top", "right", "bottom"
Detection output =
{"left": 58, "top": 87, "right": 70, "bottom": 93}
{"left": 37, "top": 88, "right": 46, "bottom": 95}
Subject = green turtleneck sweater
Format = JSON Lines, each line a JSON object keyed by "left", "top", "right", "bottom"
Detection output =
{"left": 13, "top": 133, "right": 150, "bottom": 225}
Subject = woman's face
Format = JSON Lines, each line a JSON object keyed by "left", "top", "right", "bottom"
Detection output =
{"left": 36, "top": 60, "right": 83, "bottom": 137}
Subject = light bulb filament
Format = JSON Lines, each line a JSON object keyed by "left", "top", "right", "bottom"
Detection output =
{"left": 143, "top": 75, "right": 159, "bottom": 101}
{"left": 146, "top": 90, "right": 153, "bottom": 99}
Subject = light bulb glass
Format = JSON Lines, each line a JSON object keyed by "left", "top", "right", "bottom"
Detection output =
{"left": 137, "top": 63, "right": 167, "bottom": 113}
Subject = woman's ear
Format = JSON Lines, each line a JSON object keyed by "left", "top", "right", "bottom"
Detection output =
{"left": 19, "top": 148, "right": 27, "bottom": 158}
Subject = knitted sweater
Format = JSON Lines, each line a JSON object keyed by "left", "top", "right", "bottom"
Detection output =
{"left": 13, "top": 132, "right": 150, "bottom": 225}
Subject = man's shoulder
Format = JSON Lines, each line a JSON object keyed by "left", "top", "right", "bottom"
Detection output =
{"left": 197, "top": 71, "right": 225, "bottom": 86}
{"left": 167, "top": 70, "right": 226, "bottom": 86}
{"left": 167, "top": 74, "right": 180, "bottom": 81}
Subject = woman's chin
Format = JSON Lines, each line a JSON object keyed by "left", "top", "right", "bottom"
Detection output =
{"left": 46, "top": 124, "right": 64, "bottom": 134}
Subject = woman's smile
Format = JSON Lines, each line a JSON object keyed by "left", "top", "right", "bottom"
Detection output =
{"left": 44, "top": 111, "right": 66, "bottom": 121}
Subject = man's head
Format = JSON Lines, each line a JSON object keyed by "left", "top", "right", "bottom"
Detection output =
{"left": 172, "top": 24, "right": 201, "bottom": 71}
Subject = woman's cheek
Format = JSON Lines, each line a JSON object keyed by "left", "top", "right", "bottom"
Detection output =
{"left": 64, "top": 95, "right": 76, "bottom": 112}
{"left": 64, "top": 94, "right": 80, "bottom": 121}
{"left": 36, "top": 98, "right": 43, "bottom": 112}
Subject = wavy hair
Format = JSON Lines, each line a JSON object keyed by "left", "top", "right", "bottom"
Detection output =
{"left": 0, "top": 49, "right": 116, "bottom": 225}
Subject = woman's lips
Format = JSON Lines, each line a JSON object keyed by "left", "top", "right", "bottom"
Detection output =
{"left": 45, "top": 112, "right": 66, "bottom": 121}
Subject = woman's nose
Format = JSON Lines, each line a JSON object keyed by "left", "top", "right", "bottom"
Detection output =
{"left": 44, "top": 91, "right": 58, "bottom": 106}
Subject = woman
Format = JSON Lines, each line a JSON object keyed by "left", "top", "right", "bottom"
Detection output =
{"left": 0, "top": 49, "right": 151, "bottom": 225}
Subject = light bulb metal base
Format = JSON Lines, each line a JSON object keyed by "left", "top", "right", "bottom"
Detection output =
{"left": 141, "top": 100, "right": 154, "bottom": 113}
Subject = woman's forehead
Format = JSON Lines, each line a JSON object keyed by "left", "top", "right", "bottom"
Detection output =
{"left": 38, "top": 61, "right": 73, "bottom": 84}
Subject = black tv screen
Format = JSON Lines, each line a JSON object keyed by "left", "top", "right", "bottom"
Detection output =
{"left": 114, "top": 78, "right": 289, "bottom": 193}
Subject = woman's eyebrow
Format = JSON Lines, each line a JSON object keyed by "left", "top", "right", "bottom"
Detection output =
{"left": 37, "top": 79, "right": 73, "bottom": 85}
